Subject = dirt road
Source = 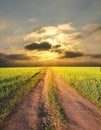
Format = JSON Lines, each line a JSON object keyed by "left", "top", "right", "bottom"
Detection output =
{"left": 0, "top": 68, "right": 101, "bottom": 130}
{"left": 52, "top": 70, "right": 101, "bottom": 130}
{"left": 0, "top": 71, "right": 47, "bottom": 130}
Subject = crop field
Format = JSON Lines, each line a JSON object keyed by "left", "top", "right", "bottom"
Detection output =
{"left": 0, "top": 67, "right": 101, "bottom": 130}
{"left": 53, "top": 67, "right": 101, "bottom": 108}
{"left": 0, "top": 67, "right": 44, "bottom": 123}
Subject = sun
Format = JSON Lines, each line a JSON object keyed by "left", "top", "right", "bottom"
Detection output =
{"left": 39, "top": 51, "right": 58, "bottom": 60}
{"left": 28, "top": 51, "right": 58, "bottom": 61}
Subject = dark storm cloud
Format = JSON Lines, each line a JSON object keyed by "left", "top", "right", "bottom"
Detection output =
{"left": 54, "top": 61, "right": 101, "bottom": 67}
{"left": 52, "top": 44, "right": 61, "bottom": 49}
{"left": 0, "top": 53, "right": 6, "bottom": 61}
{"left": 51, "top": 44, "right": 62, "bottom": 53}
{"left": 24, "top": 42, "right": 51, "bottom": 51}
{"left": 61, "top": 51, "right": 84, "bottom": 58}
{"left": 6, "top": 54, "right": 31, "bottom": 60}
{"left": 0, "top": 53, "right": 6, "bottom": 58}
{"left": 7, "top": 54, "right": 31, "bottom": 60}
{"left": 0, "top": 53, "right": 12, "bottom": 67}
{"left": 51, "top": 48, "right": 64, "bottom": 54}
{"left": 59, "top": 50, "right": 101, "bottom": 59}
{"left": 53, "top": 49, "right": 63, "bottom": 54}
{"left": 0, "top": 53, "right": 31, "bottom": 63}
{"left": 70, "top": 62, "right": 101, "bottom": 67}
{"left": 0, "top": 52, "right": 32, "bottom": 67}
{"left": 89, "top": 54, "right": 101, "bottom": 58}
{"left": 0, "top": 51, "right": 101, "bottom": 67}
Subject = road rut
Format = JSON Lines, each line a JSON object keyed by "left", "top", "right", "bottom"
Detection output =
{"left": 1, "top": 68, "right": 101, "bottom": 130}
{"left": 52, "top": 70, "right": 101, "bottom": 130}
{"left": 0, "top": 72, "right": 46, "bottom": 130}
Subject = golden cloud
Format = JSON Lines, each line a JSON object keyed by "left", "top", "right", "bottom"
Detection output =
{"left": 24, "top": 22, "right": 101, "bottom": 59}
{"left": 83, "top": 24, "right": 101, "bottom": 32}
{"left": 58, "top": 23, "right": 75, "bottom": 30}
{"left": 24, "top": 23, "right": 77, "bottom": 50}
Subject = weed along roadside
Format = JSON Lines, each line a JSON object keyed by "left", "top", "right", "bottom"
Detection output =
{"left": 0, "top": 67, "right": 69, "bottom": 130}
{"left": 42, "top": 68, "right": 68, "bottom": 130}
{"left": 53, "top": 67, "right": 101, "bottom": 109}
{"left": 0, "top": 67, "right": 101, "bottom": 130}
{"left": 52, "top": 67, "right": 101, "bottom": 130}
{"left": 0, "top": 67, "right": 45, "bottom": 124}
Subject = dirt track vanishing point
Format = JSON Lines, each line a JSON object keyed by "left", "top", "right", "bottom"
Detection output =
{"left": 0, "top": 68, "right": 101, "bottom": 130}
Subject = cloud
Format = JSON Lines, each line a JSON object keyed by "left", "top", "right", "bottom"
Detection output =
{"left": 0, "top": 22, "right": 7, "bottom": 31}
{"left": 0, "top": 52, "right": 34, "bottom": 67}
{"left": 59, "top": 50, "right": 101, "bottom": 59}
{"left": 24, "top": 23, "right": 79, "bottom": 60}
{"left": 50, "top": 44, "right": 65, "bottom": 54}
{"left": 73, "top": 24, "right": 101, "bottom": 40}
{"left": 0, "top": 53, "right": 6, "bottom": 61}
{"left": 24, "top": 26, "right": 59, "bottom": 42}
{"left": 52, "top": 44, "right": 61, "bottom": 49}
{"left": 0, "top": 51, "right": 101, "bottom": 67}
{"left": 58, "top": 23, "right": 75, "bottom": 31}
{"left": 39, "top": 26, "right": 59, "bottom": 35}
{"left": 0, "top": 53, "right": 31, "bottom": 61}
{"left": 24, "top": 42, "right": 51, "bottom": 51}
{"left": 83, "top": 24, "right": 101, "bottom": 32}
{"left": 73, "top": 33, "right": 84, "bottom": 40}
{"left": 89, "top": 54, "right": 101, "bottom": 58}
{"left": 88, "top": 26, "right": 101, "bottom": 36}
{"left": 24, "top": 23, "right": 84, "bottom": 59}
{"left": 0, "top": 35, "right": 24, "bottom": 49}
{"left": 24, "top": 22, "right": 75, "bottom": 44}
{"left": 61, "top": 51, "right": 84, "bottom": 58}
{"left": 51, "top": 48, "right": 64, "bottom": 54}
{"left": 1, "top": 36, "right": 17, "bottom": 43}
{"left": 28, "top": 18, "right": 37, "bottom": 23}
{"left": 83, "top": 24, "right": 101, "bottom": 37}
{"left": 6, "top": 54, "right": 31, "bottom": 60}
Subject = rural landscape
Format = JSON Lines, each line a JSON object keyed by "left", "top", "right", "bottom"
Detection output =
{"left": 0, "top": 67, "right": 101, "bottom": 130}
{"left": 0, "top": 0, "right": 101, "bottom": 130}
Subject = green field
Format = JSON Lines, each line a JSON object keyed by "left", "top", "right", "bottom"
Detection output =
{"left": 53, "top": 67, "right": 101, "bottom": 109}
{"left": 0, "top": 67, "right": 44, "bottom": 123}
{"left": 0, "top": 67, "right": 101, "bottom": 125}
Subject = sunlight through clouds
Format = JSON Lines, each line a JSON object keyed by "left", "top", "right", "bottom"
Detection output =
{"left": 0, "top": 0, "right": 101, "bottom": 66}
{"left": 24, "top": 22, "right": 76, "bottom": 47}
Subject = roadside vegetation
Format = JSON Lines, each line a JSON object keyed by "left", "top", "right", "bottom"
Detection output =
{"left": 43, "top": 70, "right": 68, "bottom": 130}
{"left": 0, "top": 67, "right": 44, "bottom": 123}
{"left": 53, "top": 67, "right": 101, "bottom": 109}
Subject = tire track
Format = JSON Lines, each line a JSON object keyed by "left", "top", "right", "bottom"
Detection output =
{"left": 52, "top": 70, "right": 101, "bottom": 130}
{"left": 1, "top": 68, "right": 68, "bottom": 130}
{"left": 1, "top": 68, "right": 100, "bottom": 130}
{"left": 42, "top": 68, "right": 68, "bottom": 130}
{"left": 0, "top": 71, "right": 47, "bottom": 130}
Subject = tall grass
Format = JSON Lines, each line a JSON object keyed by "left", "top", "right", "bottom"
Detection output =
{"left": 53, "top": 67, "right": 101, "bottom": 109}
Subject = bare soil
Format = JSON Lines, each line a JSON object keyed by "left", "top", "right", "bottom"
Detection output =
{"left": 42, "top": 68, "right": 68, "bottom": 130}
{"left": 0, "top": 68, "right": 101, "bottom": 130}
{"left": 0, "top": 72, "right": 46, "bottom": 130}
{"left": 52, "top": 70, "right": 101, "bottom": 130}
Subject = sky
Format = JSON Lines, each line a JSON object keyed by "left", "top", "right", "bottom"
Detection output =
{"left": 0, "top": 0, "right": 101, "bottom": 66}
